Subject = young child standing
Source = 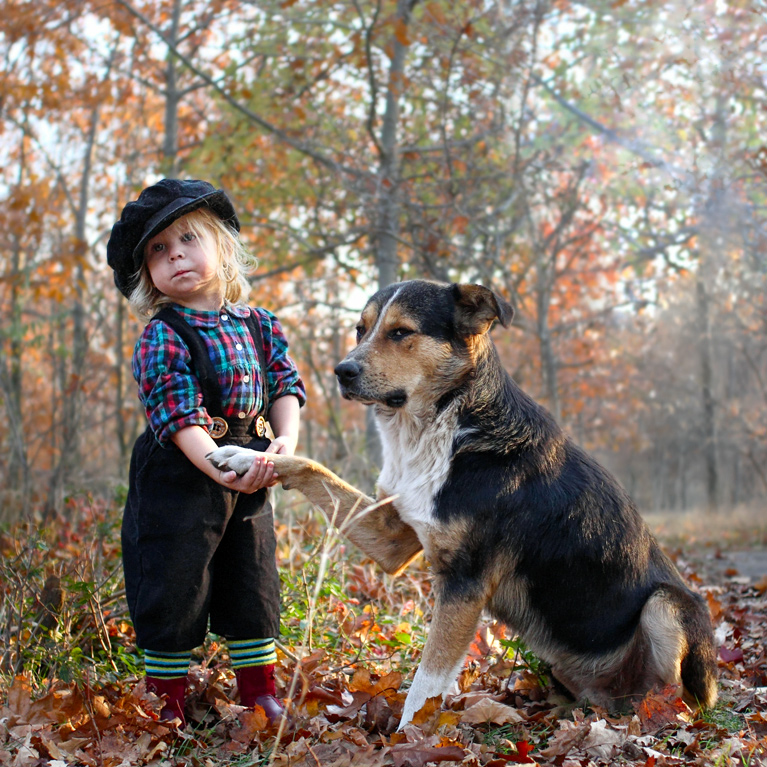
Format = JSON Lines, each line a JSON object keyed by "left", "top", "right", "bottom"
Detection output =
{"left": 107, "top": 179, "right": 305, "bottom": 726}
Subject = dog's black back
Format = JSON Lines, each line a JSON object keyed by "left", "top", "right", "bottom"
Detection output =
{"left": 438, "top": 339, "right": 675, "bottom": 646}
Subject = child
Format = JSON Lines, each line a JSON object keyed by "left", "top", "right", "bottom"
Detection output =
{"left": 107, "top": 179, "right": 306, "bottom": 726}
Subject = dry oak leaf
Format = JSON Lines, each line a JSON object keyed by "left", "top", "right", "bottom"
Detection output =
{"left": 326, "top": 689, "right": 373, "bottom": 719}
{"left": 364, "top": 690, "right": 403, "bottom": 733}
{"left": 395, "top": 694, "right": 447, "bottom": 735}
{"left": 538, "top": 718, "right": 590, "bottom": 759}
{"left": 636, "top": 685, "right": 692, "bottom": 733}
{"left": 390, "top": 741, "right": 468, "bottom": 767}
{"left": 411, "top": 694, "right": 443, "bottom": 726}
{"left": 3, "top": 676, "right": 34, "bottom": 724}
{"left": 460, "top": 699, "right": 525, "bottom": 725}
{"left": 580, "top": 718, "right": 628, "bottom": 759}
{"left": 230, "top": 705, "right": 269, "bottom": 743}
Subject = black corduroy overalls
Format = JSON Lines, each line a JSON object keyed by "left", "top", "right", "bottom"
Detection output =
{"left": 121, "top": 308, "right": 281, "bottom": 652}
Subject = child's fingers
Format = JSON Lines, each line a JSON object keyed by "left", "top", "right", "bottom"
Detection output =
{"left": 236, "top": 453, "right": 275, "bottom": 491}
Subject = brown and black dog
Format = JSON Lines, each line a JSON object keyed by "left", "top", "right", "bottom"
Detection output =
{"left": 208, "top": 280, "right": 717, "bottom": 727}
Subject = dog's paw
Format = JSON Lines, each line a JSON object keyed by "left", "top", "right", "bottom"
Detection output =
{"left": 206, "top": 445, "right": 258, "bottom": 476}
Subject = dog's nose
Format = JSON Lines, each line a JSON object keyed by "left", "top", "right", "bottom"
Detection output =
{"left": 335, "top": 359, "right": 362, "bottom": 386}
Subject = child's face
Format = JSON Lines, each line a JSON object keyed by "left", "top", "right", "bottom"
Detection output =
{"left": 144, "top": 216, "right": 222, "bottom": 310}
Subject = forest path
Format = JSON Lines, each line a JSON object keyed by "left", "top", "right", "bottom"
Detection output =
{"left": 708, "top": 548, "right": 767, "bottom": 584}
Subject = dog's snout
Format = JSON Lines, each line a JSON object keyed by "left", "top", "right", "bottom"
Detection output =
{"left": 335, "top": 359, "right": 362, "bottom": 386}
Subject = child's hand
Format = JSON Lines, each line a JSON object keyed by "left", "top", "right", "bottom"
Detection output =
{"left": 265, "top": 436, "right": 295, "bottom": 456}
{"left": 217, "top": 451, "right": 278, "bottom": 492}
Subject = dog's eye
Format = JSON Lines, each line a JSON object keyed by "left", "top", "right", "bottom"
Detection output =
{"left": 389, "top": 328, "right": 414, "bottom": 341}
{"left": 355, "top": 325, "right": 365, "bottom": 342}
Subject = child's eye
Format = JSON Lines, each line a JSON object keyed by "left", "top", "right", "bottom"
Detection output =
{"left": 181, "top": 232, "right": 196, "bottom": 242}
{"left": 151, "top": 242, "right": 165, "bottom": 253}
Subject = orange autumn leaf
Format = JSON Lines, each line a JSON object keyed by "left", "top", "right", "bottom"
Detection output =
{"left": 636, "top": 685, "right": 692, "bottom": 733}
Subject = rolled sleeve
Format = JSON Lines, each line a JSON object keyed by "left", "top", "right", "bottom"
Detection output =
{"left": 133, "top": 321, "right": 212, "bottom": 444}
{"left": 255, "top": 309, "right": 307, "bottom": 409}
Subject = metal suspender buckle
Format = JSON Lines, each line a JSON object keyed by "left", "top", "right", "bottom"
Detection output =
{"left": 210, "top": 417, "right": 229, "bottom": 439}
{"left": 255, "top": 415, "right": 267, "bottom": 438}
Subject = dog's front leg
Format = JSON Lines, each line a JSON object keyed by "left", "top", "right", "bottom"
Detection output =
{"left": 399, "top": 586, "right": 487, "bottom": 729}
{"left": 268, "top": 454, "right": 424, "bottom": 575}
{"left": 207, "top": 447, "right": 422, "bottom": 574}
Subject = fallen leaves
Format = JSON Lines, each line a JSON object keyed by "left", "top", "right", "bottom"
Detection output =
{"left": 389, "top": 739, "right": 466, "bottom": 767}
{"left": 2, "top": 520, "right": 767, "bottom": 766}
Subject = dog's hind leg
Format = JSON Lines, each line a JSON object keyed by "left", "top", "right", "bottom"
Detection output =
{"left": 399, "top": 586, "right": 487, "bottom": 728}
{"left": 617, "top": 585, "right": 718, "bottom": 711}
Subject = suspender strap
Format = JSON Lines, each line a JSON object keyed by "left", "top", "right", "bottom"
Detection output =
{"left": 153, "top": 306, "right": 223, "bottom": 418}
{"left": 245, "top": 309, "right": 270, "bottom": 416}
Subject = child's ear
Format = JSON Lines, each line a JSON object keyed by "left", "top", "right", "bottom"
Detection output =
{"left": 452, "top": 283, "right": 514, "bottom": 337}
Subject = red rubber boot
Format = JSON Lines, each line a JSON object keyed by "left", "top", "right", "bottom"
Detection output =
{"left": 235, "top": 664, "right": 286, "bottom": 724}
{"left": 146, "top": 676, "right": 187, "bottom": 727}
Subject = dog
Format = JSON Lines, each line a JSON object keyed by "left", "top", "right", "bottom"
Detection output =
{"left": 208, "top": 280, "right": 718, "bottom": 727}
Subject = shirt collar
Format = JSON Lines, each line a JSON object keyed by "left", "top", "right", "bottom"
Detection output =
{"left": 168, "top": 302, "right": 250, "bottom": 327}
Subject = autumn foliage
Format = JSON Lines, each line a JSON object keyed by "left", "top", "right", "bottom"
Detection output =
{"left": 2, "top": 0, "right": 767, "bottom": 518}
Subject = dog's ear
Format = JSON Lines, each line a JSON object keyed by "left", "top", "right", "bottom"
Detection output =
{"left": 453, "top": 283, "right": 514, "bottom": 336}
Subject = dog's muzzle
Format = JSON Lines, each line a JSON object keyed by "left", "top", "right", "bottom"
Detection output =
{"left": 335, "top": 359, "right": 407, "bottom": 408}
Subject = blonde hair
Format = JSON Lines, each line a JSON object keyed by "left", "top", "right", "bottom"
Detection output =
{"left": 128, "top": 207, "right": 256, "bottom": 319}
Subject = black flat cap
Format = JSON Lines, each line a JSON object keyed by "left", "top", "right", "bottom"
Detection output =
{"left": 107, "top": 178, "right": 240, "bottom": 298}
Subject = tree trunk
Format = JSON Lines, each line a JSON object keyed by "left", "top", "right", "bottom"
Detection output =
{"left": 116, "top": 295, "right": 128, "bottom": 463}
{"left": 162, "top": 0, "right": 183, "bottom": 175}
{"left": 373, "top": 0, "right": 416, "bottom": 291}
{"left": 365, "top": 0, "right": 418, "bottom": 467}
{"left": 535, "top": 253, "right": 561, "bottom": 422}
{"left": 47, "top": 108, "right": 99, "bottom": 514}
{"left": 695, "top": 270, "right": 718, "bottom": 512}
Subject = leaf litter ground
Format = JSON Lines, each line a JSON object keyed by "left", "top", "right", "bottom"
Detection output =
{"left": 1, "top": 500, "right": 766, "bottom": 767}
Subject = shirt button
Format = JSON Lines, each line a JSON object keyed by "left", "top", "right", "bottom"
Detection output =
{"left": 238, "top": 412, "right": 246, "bottom": 419}
{"left": 243, "top": 374, "right": 250, "bottom": 383}
{"left": 235, "top": 343, "right": 243, "bottom": 351}
{"left": 221, "top": 314, "right": 229, "bottom": 321}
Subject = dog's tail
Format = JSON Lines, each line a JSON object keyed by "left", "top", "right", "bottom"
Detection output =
{"left": 643, "top": 584, "right": 718, "bottom": 710}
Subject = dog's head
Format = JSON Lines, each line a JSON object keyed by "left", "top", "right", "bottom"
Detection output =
{"left": 335, "top": 280, "right": 514, "bottom": 411}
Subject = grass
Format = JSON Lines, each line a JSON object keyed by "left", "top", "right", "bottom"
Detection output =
{"left": 703, "top": 701, "right": 745, "bottom": 732}
{"left": 482, "top": 719, "right": 555, "bottom": 753}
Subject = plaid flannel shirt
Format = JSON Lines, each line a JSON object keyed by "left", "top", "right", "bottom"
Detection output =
{"left": 133, "top": 303, "right": 306, "bottom": 444}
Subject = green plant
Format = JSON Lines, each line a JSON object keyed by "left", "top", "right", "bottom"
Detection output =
{"left": 499, "top": 636, "right": 551, "bottom": 687}
{"left": 0, "top": 494, "right": 133, "bottom": 692}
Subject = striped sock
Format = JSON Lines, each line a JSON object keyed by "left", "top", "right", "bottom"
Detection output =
{"left": 143, "top": 649, "right": 191, "bottom": 679}
{"left": 228, "top": 638, "right": 277, "bottom": 669}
